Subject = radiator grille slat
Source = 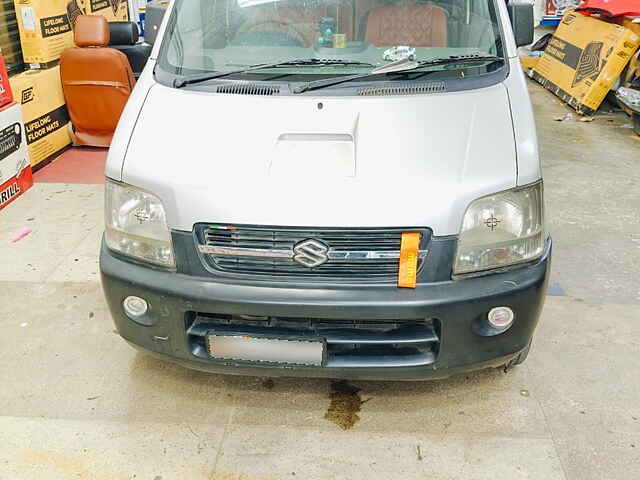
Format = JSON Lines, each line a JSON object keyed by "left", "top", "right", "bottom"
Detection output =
{"left": 195, "top": 225, "right": 430, "bottom": 280}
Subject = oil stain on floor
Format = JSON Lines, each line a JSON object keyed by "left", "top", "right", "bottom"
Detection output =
{"left": 324, "top": 380, "right": 367, "bottom": 430}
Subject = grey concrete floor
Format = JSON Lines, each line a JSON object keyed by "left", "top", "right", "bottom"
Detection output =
{"left": 1, "top": 81, "right": 639, "bottom": 480}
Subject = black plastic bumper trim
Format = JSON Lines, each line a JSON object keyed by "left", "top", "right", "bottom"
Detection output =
{"left": 100, "top": 238, "right": 552, "bottom": 380}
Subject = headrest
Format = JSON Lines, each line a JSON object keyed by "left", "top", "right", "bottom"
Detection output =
{"left": 74, "top": 15, "right": 110, "bottom": 47}
{"left": 109, "top": 21, "right": 140, "bottom": 46}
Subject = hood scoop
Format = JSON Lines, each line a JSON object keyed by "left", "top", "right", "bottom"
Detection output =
{"left": 358, "top": 81, "right": 446, "bottom": 96}
{"left": 215, "top": 84, "right": 281, "bottom": 96}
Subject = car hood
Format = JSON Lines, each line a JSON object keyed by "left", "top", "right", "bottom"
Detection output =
{"left": 121, "top": 82, "right": 516, "bottom": 236}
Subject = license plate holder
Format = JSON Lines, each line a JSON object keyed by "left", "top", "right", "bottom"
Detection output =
{"left": 206, "top": 332, "right": 326, "bottom": 366}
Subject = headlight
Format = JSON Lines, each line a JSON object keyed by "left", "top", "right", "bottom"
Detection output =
{"left": 454, "top": 182, "right": 545, "bottom": 275}
{"left": 105, "top": 180, "right": 175, "bottom": 268}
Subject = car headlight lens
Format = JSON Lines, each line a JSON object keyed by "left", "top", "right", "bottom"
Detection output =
{"left": 454, "top": 182, "right": 545, "bottom": 275}
{"left": 105, "top": 180, "right": 175, "bottom": 268}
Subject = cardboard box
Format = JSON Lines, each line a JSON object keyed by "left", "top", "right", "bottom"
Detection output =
{"left": 520, "top": 55, "right": 541, "bottom": 71}
{"left": 0, "top": 102, "right": 33, "bottom": 211}
{"left": 619, "top": 17, "right": 640, "bottom": 37}
{"left": 532, "top": 11, "right": 640, "bottom": 115}
{"left": 80, "top": 0, "right": 129, "bottom": 22}
{"left": 66, "top": 0, "right": 84, "bottom": 27}
{"left": 9, "top": 65, "right": 71, "bottom": 170}
{"left": 13, "top": 0, "right": 75, "bottom": 67}
{"left": 626, "top": 50, "right": 639, "bottom": 85}
{"left": 0, "top": 2, "right": 26, "bottom": 74}
{"left": 0, "top": 54, "right": 14, "bottom": 108}
{"left": 606, "top": 17, "right": 640, "bottom": 86}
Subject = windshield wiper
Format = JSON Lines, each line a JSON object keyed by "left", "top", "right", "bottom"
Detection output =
{"left": 293, "top": 55, "right": 504, "bottom": 94}
{"left": 173, "top": 59, "right": 375, "bottom": 88}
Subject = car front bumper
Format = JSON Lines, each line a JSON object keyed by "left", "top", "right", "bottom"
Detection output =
{"left": 100, "top": 239, "right": 551, "bottom": 381}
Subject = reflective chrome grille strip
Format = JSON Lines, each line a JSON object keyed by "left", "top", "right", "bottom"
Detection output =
{"left": 199, "top": 245, "right": 291, "bottom": 258}
{"left": 198, "top": 244, "right": 428, "bottom": 260}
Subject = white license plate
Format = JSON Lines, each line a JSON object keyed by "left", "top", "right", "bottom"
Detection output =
{"left": 207, "top": 334, "right": 325, "bottom": 366}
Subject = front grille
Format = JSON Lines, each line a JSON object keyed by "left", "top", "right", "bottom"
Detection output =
{"left": 187, "top": 312, "right": 440, "bottom": 368}
{"left": 194, "top": 224, "right": 430, "bottom": 280}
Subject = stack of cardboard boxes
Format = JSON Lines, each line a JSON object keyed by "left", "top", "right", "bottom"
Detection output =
{"left": 0, "top": 55, "right": 31, "bottom": 211}
{"left": 0, "top": 2, "right": 25, "bottom": 75}
{"left": 7, "top": 0, "right": 129, "bottom": 172}
{"left": 13, "top": 0, "right": 129, "bottom": 68}
{"left": 0, "top": 101, "right": 32, "bottom": 211}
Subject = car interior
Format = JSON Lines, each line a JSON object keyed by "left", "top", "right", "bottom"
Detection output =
{"left": 221, "top": 0, "right": 498, "bottom": 53}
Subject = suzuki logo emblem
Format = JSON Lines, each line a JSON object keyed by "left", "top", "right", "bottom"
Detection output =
{"left": 293, "top": 239, "right": 329, "bottom": 268}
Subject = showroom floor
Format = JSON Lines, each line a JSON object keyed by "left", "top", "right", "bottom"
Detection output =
{"left": 1, "top": 81, "right": 639, "bottom": 480}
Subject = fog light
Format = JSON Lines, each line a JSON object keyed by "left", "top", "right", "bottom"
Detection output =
{"left": 123, "top": 296, "right": 148, "bottom": 318}
{"left": 488, "top": 307, "right": 514, "bottom": 329}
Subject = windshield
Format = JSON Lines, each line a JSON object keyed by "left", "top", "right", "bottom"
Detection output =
{"left": 158, "top": 0, "right": 505, "bottom": 85}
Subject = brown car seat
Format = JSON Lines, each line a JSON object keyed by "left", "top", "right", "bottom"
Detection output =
{"left": 60, "top": 15, "right": 135, "bottom": 147}
{"left": 364, "top": 2, "right": 448, "bottom": 47}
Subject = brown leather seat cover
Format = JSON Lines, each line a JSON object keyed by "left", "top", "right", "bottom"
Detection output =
{"left": 60, "top": 15, "right": 135, "bottom": 147}
{"left": 364, "top": 3, "right": 448, "bottom": 47}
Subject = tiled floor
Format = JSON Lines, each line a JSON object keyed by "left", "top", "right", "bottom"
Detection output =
{"left": 34, "top": 147, "right": 107, "bottom": 185}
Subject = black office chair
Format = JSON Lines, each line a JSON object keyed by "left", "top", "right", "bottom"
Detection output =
{"left": 108, "top": 22, "right": 153, "bottom": 78}
{"left": 144, "top": 1, "right": 168, "bottom": 45}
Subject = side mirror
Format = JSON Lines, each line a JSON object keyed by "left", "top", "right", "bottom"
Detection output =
{"left": 507, "top": 3, "right": 534, "bottom": 47}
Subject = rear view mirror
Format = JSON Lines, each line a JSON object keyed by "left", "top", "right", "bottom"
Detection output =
{"left": 507, "top": 3, "right": 534, "bottom": 47}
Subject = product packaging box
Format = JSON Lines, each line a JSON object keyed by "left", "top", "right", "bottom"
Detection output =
{"left": 0, "top": 102, "right": 33, "bottom": 211}
{"left": 13, "top": 0, "right": 130, "bottom": 68}
{"left": 520, "top": 55, "right": 541, "bottom": 71}
{"left": 0, "top": 3, "right": 26, "bottom": 74}
{"left": 618, "top": 17, "right": 640, "bottom": 37}
{"left": 9, "top": 65, "right": 71, "bottom": 171}
{"left": 532, "top": 11, "right": 640, "bottom": 115}
{"left": 80, "top": 0, "right": 129, "bottom": 22}
{"left": 13, "top": 0, "right": 75, "bottom": 68}
{"left": 625, "top": 49, "right": 639, "bottom": 85}
{"left": 0, "top": 53, "right": 14, "bottom": 108}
